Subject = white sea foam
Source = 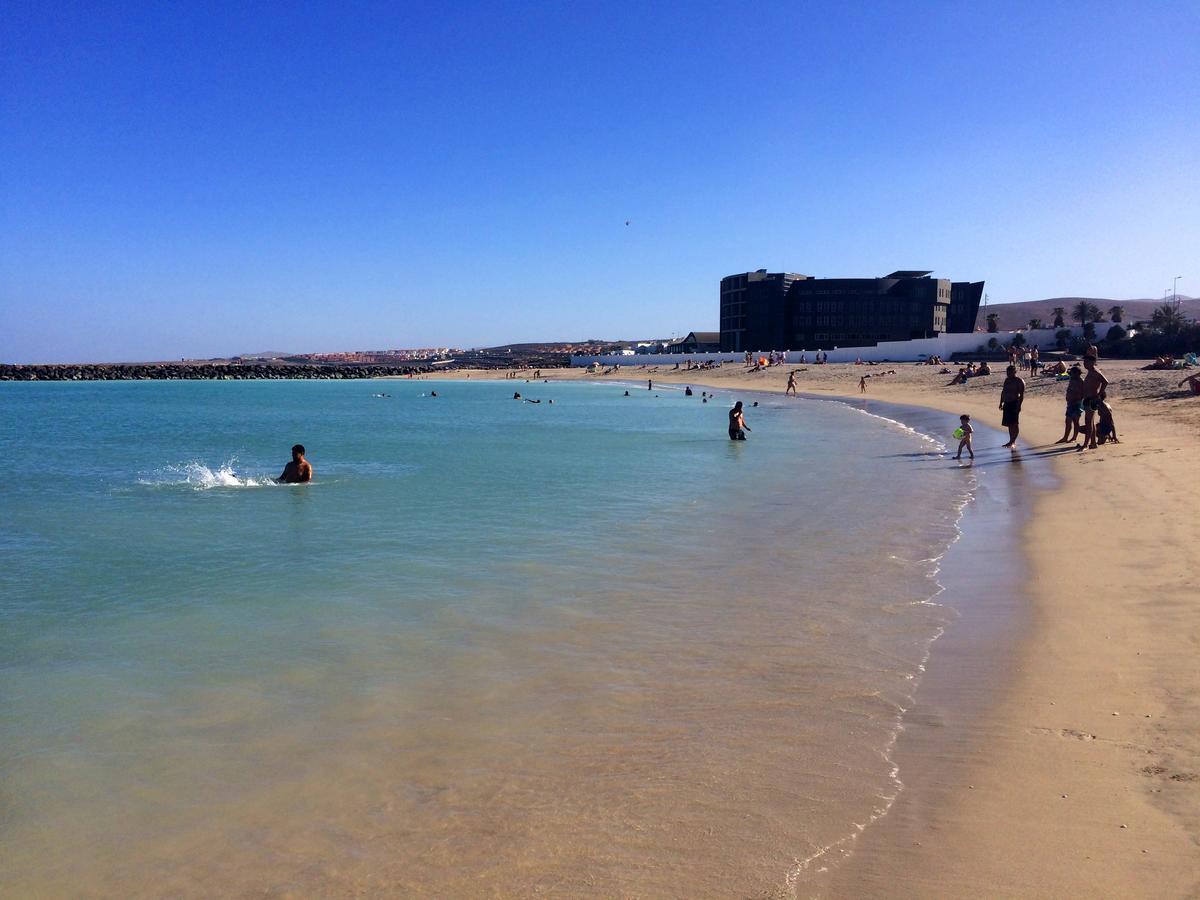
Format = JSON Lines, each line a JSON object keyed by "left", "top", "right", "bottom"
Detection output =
{"left": 137, "top": 459, "right": 276, "bottom": 490}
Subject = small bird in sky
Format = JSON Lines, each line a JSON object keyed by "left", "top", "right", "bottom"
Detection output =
{"left": 625, "top": 220, "right": 630, "bottom": 226}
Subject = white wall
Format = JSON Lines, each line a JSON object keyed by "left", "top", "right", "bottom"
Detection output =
{"left": 570, "top": 325, "right": 1118, "bottom": 367}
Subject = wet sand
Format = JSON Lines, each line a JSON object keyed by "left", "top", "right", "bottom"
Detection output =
{"left": 442, "top": 361, "right": 1200, "bottom": 897}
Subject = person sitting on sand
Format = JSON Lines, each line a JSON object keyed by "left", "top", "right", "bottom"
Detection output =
{"left": 277, "top": 444, "right": 313, "bottom": 483}
{"left": 1056, "top": 366, "right": 1085, "bottom": 444}
{"left": 977, "top": 361, "right": 992, "bottom": 376}
{"left": 1095, "top": 392, "right": 1119, "bottom": 444}
{"left": 728, "top": 401, "right": 750, "bottom": 441}
{"left": 999, "top": 364, "right": 1025, "bottom": 449}
{"left": 955, "top": 414, "right": 974, "bottom": 460}
{"left": 1179, "top": 372, "right": 1200, "bottom": 395}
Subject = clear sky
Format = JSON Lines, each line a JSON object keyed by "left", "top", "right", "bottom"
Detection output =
{"left": 2, "top": 1, "right": 1197, "bottom": 362}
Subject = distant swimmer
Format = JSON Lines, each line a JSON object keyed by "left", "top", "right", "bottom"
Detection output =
{"left": 685, "top": 386, "right": 693, "bottom": 396}
{"left": 624, "top": 390, "right": 630, "bottom": 396}
{"left": 514, "top": 392, "right": 522, "bottom": 399}
{"left": 648, "top": 379, "right": 652, "bottom": 390}
{"left": 430, "top": 391, "right": 438, "bottom": 397}
{"left": 277, "top": 444, "right": 313, "bottom": 483}
{"left": 728, "top": 401, "right": 750, "bottom": 441}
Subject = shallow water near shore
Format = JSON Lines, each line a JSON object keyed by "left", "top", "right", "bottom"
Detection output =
{"left": 1, "top": 378, "right": 1022, "bottom": 896}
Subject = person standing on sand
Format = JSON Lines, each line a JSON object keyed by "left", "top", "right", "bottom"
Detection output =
{"left": 786, "top": 372, "right": 797, "bottom": 395}
{"left": 648, "top": 378, "right": 652, "bottom": 391}
{"left": 1079, "top": 352, "right": 1110, "bottom": 451}
{"left": 728, "top": 401, "right": 750, "bottom": 441}
{"left": 999, "top": 364, "right": 1025, "bottom": 448}
{"left": 1057, "top": 366, "right": 1085, "bottom": 444}
{"left": 277, "top": 444, "right": 313, "bottom": 483}
{"left": 859, "top": 375, "right": 866, "bottom": 394}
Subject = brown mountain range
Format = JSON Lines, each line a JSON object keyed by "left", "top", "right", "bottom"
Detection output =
{"left": 983, "top": 296, "right": 1198, "bottom": 331}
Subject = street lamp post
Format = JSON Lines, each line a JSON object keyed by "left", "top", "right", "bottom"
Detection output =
{"left": 1173, "top": 275, "right": 1181, "bottom": 309}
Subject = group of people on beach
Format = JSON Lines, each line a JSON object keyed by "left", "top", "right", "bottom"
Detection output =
{"left": 954, "top": 346, "right": 1115, "bottom": 460}
{"left": 1009, "top": 344, "right": 1041, "bottom": 374}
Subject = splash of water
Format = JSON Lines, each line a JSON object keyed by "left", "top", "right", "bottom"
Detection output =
{"left": 137, "top": 459, "right": 276, "bottom": 490}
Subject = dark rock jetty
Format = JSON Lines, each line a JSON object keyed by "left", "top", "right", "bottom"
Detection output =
{"left": 0, "top": 363, "right": 435, "bottom": 381}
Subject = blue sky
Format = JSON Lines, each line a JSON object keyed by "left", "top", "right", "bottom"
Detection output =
{"left": 2, "top": 1, "right": 1197, "bottom": 362}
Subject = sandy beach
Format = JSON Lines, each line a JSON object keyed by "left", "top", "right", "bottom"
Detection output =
{"left": 438, "top": 360, "right": 1200, "bottom": 897}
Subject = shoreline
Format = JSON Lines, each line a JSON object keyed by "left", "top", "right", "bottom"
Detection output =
{"left": 434, "top": 363, "right": 1199, "bottom": 896}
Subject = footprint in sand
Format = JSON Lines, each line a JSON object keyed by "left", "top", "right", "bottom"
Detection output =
{"left": 1032, "top": 726, "right": 1097, "bottom": 741}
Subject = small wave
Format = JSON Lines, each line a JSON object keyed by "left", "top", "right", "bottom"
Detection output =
{"left": 137, "top": 460, "right": 276, "bottom": 490}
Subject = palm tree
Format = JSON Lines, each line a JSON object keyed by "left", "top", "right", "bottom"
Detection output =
{"left": 1072, "top": 300, "right": 1103, "bottom": 325}
{"left": 1055, "top": 328, "right": 1072, "bottom": 349}
{"left": 1108, "top": 305, "right": 1125, "bottom": 323}
{"left": 1151, "top": 303, "right": 1186, "bottom": 335}
{"left": 985, "top": 312, "right": 999, "bottom": 333}
{"left": 1052, "top": 307, "right": 1066, "bottom": 327}
{"left": 1028, "top": 318, "right": 1043, "bottom": 330}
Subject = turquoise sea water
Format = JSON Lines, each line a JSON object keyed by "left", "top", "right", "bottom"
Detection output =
{"left": 2, "top": 378, "right": 982, "bottom": 896}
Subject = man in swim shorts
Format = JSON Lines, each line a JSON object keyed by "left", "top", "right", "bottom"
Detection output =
{"left": 278, "top": 444, "right": 313, "bottom": 483}
{"left": 1057, "top": 365, "right": 1085, "bottom": 443}
{"left": 728, "top": 401, "right": 750, "bottom": 440}
{"left": 999, "top": 364, "right": 1025, "bottom": 449}
{"left": 1079, "top": 351, "right": 1109, "bottom": 451}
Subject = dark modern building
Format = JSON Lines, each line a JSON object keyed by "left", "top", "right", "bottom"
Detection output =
{"left": 719, "top": 270, "right": 984, "bottom": 351}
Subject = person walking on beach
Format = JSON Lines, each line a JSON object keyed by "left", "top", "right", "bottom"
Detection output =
{"left": 1057, "top": 366, "right": 1085, "bottom": 444}
{"left": 1079, "top": 351, "right": 1109, "bottom": 451}
{"left": 277, "top": 444, "right": 313, "bottom": 483}
{"left": 786, "top": 371, "right": 797, "bottom": 395}
{"left": 999, "top": 364, "right": 1025, "bottom": 449}
{"left": 954, "top": 414, "right": 974, "bottom": 460}
{"left": 728, "top": 401, "right": 750, "bottom": 441}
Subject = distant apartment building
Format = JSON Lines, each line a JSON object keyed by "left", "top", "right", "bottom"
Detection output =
{"left": 665, "top": 331, "right": 720, "bottom": 353}
{"left": 719, "top": 269, "right": 984, "bottom": 351}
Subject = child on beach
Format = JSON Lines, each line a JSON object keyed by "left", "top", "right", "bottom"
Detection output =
{"left": 954, "top": 415, "right": 974, "bottom": 460}
{"left": 1056, "top": 365, "right": 1085, "bottom": 444}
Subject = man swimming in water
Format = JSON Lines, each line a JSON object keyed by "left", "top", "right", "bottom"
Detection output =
{"left": 277, "top": 444, "right": 313, "bottom": 483}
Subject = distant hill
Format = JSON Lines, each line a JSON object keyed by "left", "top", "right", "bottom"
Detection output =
{"left": 236, "top": 351, "right": 296, "bottom": 360}
{"left": 984, "top": 296, "right": 1198, "bottom": 331}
